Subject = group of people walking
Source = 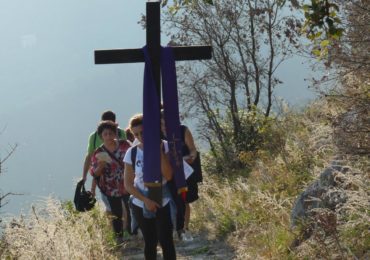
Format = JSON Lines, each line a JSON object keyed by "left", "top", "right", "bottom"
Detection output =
{"left": 81, "top": 110, "right": 202, "bottom": 260}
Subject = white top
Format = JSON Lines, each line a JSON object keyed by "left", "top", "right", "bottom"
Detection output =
{"left": 123, "top": 140, "right": 193, "bottom": 208}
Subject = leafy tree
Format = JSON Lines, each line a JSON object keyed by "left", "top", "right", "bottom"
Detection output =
{"left": 322, "top": 0, "right": 370, "bottom": 155}
{"left": 300, "top": 0, "right": 369, "bottom": 61}
{"left": 301, "top": 0, "right": 344, "bottom": 57}
{"left": 164, "top": 0, "right": 301, "bottom": 173}
{"left": 328, "top": 0, "right": 369, "bottom": 76}
{"left": 298, "top": 0, "right": 369, "bottom": 155}
{"left": 162, "top": 0, "right": 214, "bottom": 13}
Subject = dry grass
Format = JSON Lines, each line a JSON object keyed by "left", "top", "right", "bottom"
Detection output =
{"left": 192, "top": 160, "right": 369, "bottom": 259}
{"left": 0, "top": 100, "right": 368, "bottom": 259}
{"left": 0, "top": 198, "right": 119, "bottom": 260}
{"left": 293, "top": 160, "right": 370, "bottom": 259}
{"left": 192, "top": 172, "right": 296, "bottom": 259}
{"left": 191, "top": 100, "right": 369, "bottom": 259}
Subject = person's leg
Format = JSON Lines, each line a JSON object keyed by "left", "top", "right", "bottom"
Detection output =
{"left": 107, "top": 196, "right": 123, "bottom": 238}
{"left": 184, "top": 175, "right": 199, "bottom": 230}
{"left": 184, "top": 203, "right": 191, "bottom": 230}
{"left": 175, "top": 197, "right": 185, "bottom": 232}
{"left": 128, "top": 197, "right": 140, "bottom": 235}
{"left": 156, "top": 204, "right": 176, "bottom": 260}
{"left": 122, "top": 194, "right": 135, "bottom": 234}
{"left": 132, "top": 204, "right": 157, "bottom": 260}
{"left": 167, "top": 180, "right": 185, "bottom": 233}
{"left": 100, "top": 192, "right": 111, "bottom": 213}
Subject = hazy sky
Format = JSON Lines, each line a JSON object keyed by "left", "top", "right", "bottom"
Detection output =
{"left": 0, "top": 0, "right": 316, "bottom": 215}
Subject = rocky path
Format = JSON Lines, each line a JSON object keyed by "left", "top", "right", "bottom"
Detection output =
{"left": 120, "top": 233, "right": 235, "bottom": 259}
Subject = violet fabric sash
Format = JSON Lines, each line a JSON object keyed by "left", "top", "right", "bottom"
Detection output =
{"left": 142, "top": 46, "right": 161, "bottom": 187}
{"left": 161, "top": 47, "right": 187, "bottom": 194}
{"left": 142, "top": 46, "right": 187, "bottom": 193}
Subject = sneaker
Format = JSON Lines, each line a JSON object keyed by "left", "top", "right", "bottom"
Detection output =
{"left": 173, "top": 230, "right": 180, "bottom": 242}
{"left": 177, "top": 229, "right": 184, "bottom": 240}
{"left": 180, "top": 230, "right": 193, "bottom": 242}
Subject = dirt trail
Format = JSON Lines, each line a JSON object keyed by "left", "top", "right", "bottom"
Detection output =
{"left": 121, "top": 233, "right": 235, "bottom": 259}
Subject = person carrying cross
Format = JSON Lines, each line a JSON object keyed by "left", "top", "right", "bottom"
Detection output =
{"left": 93, "top": 2, "right": 211, "bottom": 255}
{"left": 123, "top": 114, "right": 176, "bottom": 259}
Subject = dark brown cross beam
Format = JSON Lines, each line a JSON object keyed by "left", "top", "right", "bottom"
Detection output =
{"left": 94, "top": 1, "right": 212, "bottom": 204}
{"left": 94, "top": 1, "right": 212, "bottom": 100}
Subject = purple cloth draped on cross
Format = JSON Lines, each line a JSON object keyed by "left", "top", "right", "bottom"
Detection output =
{"left": 142, "top": 46, "right": 161, "bottom": 188}
{"left": 142, "top": 46, "right": 187, "bottom": 194}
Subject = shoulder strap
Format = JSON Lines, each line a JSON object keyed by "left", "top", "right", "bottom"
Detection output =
{"left": 131, "top": 146, "right": 138, "bottom": 172}
{"left": 101, "top": 145, "right": 126, "bottom": 169}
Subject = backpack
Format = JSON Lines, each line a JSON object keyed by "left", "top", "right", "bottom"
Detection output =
{"left": 129, "top": 144, "right": 162, "bottom": 172}
{"left": 74, "top": 179, "right": 96, "bottom": 212}
{"left": 131, "top": 146, "right": 138, "bottom": 171}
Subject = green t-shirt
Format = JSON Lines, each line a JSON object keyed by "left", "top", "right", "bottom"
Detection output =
{"left": 87, "top": 128, "right": 126, "bottom": 155}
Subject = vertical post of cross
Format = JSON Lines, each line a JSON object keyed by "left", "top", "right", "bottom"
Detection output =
{"left": 146, "top": 2, "right": 161, "bottom": 102}
{"left": 145, "top": 2, "right": 163, "bottom": 204}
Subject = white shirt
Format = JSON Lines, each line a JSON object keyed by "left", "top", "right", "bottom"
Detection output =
{"left": 123, "top": 140, "right": 193, "bottom": 208}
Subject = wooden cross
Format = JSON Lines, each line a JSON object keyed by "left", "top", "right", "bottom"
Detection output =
{"left": 94, "top": 1, "right": 212, "bottom": 203}
{"left": 94, "top": 1, "right": 212, "bottom": 100}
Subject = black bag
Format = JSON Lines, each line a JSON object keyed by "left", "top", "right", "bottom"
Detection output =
{"left": 191, "top": 151, "right": 203, "bottom": 183}
{"left": 74, "top": 179, "right": 96, "bottom": 212}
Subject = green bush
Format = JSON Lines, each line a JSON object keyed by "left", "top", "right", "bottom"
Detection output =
{"left": 203, "top": 108, "right": 287, "bottom": 176}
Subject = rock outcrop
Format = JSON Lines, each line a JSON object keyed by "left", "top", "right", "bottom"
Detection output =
{"left": 291, "top": 160, "right": 350, "bottom": 227}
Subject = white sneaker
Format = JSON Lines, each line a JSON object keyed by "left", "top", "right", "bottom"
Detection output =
{"left": 180, "top": 230, "right": 193, "bottom": 242}
{"left": 173, "top": 230, "right": 179, "bottom": 242}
